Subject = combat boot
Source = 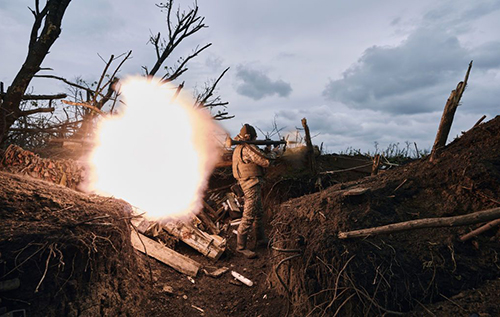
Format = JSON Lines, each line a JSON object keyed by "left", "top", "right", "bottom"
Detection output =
{"left": 237, "top": 234, "right": 257, "bottom": 259}
{"left": 254, "top": 224, "right": 269, "bottom": 248}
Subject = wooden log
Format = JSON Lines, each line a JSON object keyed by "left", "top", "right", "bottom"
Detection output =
{"left": 130, "top": 230, "right": 200, "bottom": 276}
{"left": 338, "top": 207, "right": 500, "bottom": 239}
{"left": 430, "top": 61, "right": 472, "bottom": 162}
{"left": 163, "top": 220, "right": 225, "bottom": 260}
{"left": 459, "top": 218, "right": 500, "bottom": 242}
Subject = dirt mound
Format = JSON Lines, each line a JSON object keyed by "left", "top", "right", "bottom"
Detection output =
{"left": 269, "top": 116, "right": 500, "bottom": 316}
{"left": 2, "top": 116, "right": 499, "bottom": 316}
{"left": 0, "top": 171, "right": 288, "bottom": 317}
{"left": 0, "top": 172, "right": 148, "bottom": 316}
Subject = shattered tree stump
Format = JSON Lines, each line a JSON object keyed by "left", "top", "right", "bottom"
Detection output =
{"left": 301, "top": 117, "right": 317, "bottom": 174}
{"left": 430, "top": 61, "right": 472, "bottom": 162}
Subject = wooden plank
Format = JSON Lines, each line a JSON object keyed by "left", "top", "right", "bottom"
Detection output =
{"left": 130, "top": 230, "right": 201, "bottom": 277}
{"left": 163, "top": 220, "right": 225, "bottom": 260}
{"left": 196, "top": 209, "right": 219, "bottom": 234}
{"left": 202, "top": 199, "right": 218, "bottom": 217}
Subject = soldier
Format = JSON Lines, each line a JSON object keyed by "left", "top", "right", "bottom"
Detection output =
{"left": 232, "top": 124, "right": 276, "bottom": 258}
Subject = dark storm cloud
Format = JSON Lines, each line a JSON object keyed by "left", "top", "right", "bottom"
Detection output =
{"left": 235, "top": 66, "right": 292, "bottom": 100}
{"left": 322, "top": 27, "right": 475, "bottom": 114}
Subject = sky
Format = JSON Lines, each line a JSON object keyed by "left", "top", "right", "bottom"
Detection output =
{"left": 1, "top": 0, "right": 499, "bottom": 154}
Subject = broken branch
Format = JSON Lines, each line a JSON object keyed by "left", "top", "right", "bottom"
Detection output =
{"left": 338, "top": 207, "right": 500, "bottom": 239}
{"left": 459, "top": 218, "right": 500, "bottom": 242}
{"left": 61, "top": 100, "right": 105, "bottom": 115}
{"left": 21, "top": 93, "right": 67, "bottom": 100}
{"left": 18, "top": 107, "right": 55, "bottom": 116}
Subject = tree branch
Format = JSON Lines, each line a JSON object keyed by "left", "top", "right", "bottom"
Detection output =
{"left": 195, "top": 66, "right": 229, "bottom": 107}
{"left": 61, "top": 100, "right": 105, "bottom": 115}
{"left": 338, "top": 207, "right": 500, "bottom": 239}
{"left": 19, "top": 107, "right": 55, "bottom": 116}
{"left": 34, "top": 74, "right": 95, "bottom": 96}
{"left": 161, "top": 43, "right": 212, "bottom": 83}
{"left": 147, "top": 0, "right": 207, "bottom": 77}
{"left": 22, "top": 93, "right": 67, "bottom": 100}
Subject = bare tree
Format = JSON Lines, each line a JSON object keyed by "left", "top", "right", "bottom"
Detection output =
{"left": 1, "top": 0, "right": 232, "bottom": 148}
{"left": 144, "top": 0, "right": 232, "bottom": 120}
{"left": 36, "top": 51, "right": 131, "bottom": 140}
{"left": 194, "top": 67, "right": 233, "bottom": 120}
{"left": 0, "top": 0, "right": 72, "bottom": 145}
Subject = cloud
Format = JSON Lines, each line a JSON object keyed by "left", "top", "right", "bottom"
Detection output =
{"left": 471, "top": 41, "right": 500, "bottom": 69}
{"left": 205, "top": 54, "right": 223, "bottom": 72}
{"left": 424, "top": 0, "right": 500, "bottom": 27}
{"left": 322, "top": 25, "right": 500, "bottom": 115}
{"left": 234, "top": 65, "right": 292, "bottom": 100}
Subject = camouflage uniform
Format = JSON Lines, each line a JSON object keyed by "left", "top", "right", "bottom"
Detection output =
{"left": 232, "top": 144, "right": 275, "bottom": 248}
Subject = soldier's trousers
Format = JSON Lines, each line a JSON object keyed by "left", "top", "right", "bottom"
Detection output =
{"left": 237, "top": 181, "right": 263, "bottom": 238}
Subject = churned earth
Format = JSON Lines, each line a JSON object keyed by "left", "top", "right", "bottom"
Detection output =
{"left": 1, "top": 116, "right": 500, "bottom": 316}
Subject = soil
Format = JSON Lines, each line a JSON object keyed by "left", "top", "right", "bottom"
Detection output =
{"left": 268, "top": 116, "right": 500, "bottom": 316}
{"left": 1, "top": 115, "right": 500, "bottom": 316}
{"left": 0, "top": 171, "right": 287, "bottom": 317}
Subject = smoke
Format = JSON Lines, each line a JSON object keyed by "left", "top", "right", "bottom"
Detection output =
{"left": 84, "top": 77, "right": 224, "bottom": 221}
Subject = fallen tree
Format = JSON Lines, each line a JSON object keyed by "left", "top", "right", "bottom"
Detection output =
{"left": 338, "top": 207, "right": 500, "bottom": 239}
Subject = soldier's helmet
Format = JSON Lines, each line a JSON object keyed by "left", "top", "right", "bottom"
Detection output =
{"left": 238, "top": 124, "right": 257, "bottom": 141}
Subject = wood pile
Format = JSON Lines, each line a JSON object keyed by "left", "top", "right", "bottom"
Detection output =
{"left": 129, "top": 215, "right": 226, "bottom": 277}
{"left": 129, "top": 184, "right": 245, "bottom": 276}
{"left": 0, "top": 144, "right": 85, "bottom": 189}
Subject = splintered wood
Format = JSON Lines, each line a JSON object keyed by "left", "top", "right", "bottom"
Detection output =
{"left": 131, "top": 215, "right": 226, "bottom": 261}
{"left": 0, "top": 144, "right": 85, "bottom": 189}
{"left": 130, "top": 230, "right": 201, "bottom": 276}
{"left": 163, "top": 220, "right": 226, "bottom": 260}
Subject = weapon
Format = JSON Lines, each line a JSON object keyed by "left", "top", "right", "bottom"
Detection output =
{"left": 225, "top": 136, "right": 288, "bottom": 148}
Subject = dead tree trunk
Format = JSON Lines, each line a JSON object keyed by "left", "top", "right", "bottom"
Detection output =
{"left": 0, "top": 0, "right": 72, "bottom": 145}
{"left": 338, "top": 207, "right": 500, "bottom": 239}
{"left": 301, "top": 118, "right": 317, "bottom": 174}
{"left": 429, "top": 61, "right": 472, "bottom": 162}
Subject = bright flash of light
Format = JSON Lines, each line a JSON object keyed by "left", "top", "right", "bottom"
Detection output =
{"left": 85, "top": 77, "right": 224, "bottom": 221}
